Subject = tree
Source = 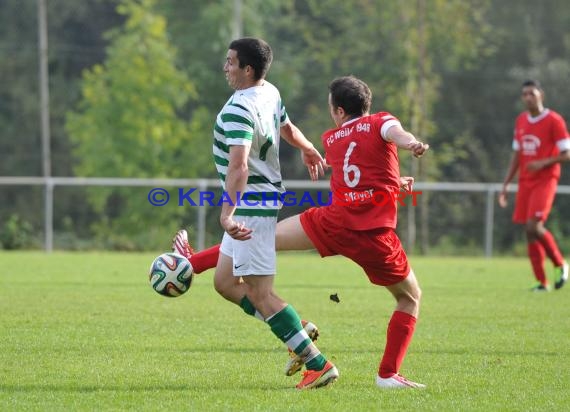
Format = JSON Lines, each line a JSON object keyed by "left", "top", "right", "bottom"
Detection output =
{"left": 432, "top": 0, "right": 570, "bottom": 254}
{"left": 251, "top": 0, "right": 493, "bottom": 251}
{"left": 0, "top": 0, "right": 123, "bottom": 247}
{"left": 66, "top": 0, "right": 200, "bottom": 249}
{"left": 161, "top": 0, "right": 495, "bottom": 251}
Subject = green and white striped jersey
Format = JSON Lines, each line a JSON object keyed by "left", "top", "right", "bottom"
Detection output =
{"left": 213, "top": 81, "right": 288, "bottom": 217}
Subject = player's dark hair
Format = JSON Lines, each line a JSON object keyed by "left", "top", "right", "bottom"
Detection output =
{"left": 522, "top": 79, "right": 543, "bottom": 91}
{"left": 329, "top": 76, "right": 372, "bottom": 117}
{"left": 229, "top": 38, "right": 273, "bottom": 80}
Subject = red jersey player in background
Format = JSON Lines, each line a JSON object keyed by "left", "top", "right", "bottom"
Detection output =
{"left": 173, "top": 75, "right": 429, "bottom": 389}
{"left": 499, "top": 80, "right": 570, "bottom": 291}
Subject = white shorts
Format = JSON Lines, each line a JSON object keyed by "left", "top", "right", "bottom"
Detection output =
{"left": 219, "top": 216, "right": 277, "bottom": 276}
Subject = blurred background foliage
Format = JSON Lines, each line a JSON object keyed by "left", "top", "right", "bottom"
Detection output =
{"left": 1, "top": 0, "right": 569, "bottom": 253}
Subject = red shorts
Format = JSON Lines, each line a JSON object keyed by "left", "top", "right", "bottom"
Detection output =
{"left": 513, "top": 178, "right": 557, "bottom": 224}
{"left": 300, "top": 207, "right": 410, "bottom": 286}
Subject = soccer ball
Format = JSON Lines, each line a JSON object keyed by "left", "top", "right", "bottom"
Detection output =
{"left": 149, "top": 252, "right": 193, "bottom": 297}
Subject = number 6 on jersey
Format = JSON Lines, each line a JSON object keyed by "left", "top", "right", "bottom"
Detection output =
{"left": 343, "top": 141, "right": 361, "bottom": 188}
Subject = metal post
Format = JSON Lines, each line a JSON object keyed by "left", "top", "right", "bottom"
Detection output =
{"left": 38, "top": 0, "right": 52, "bottom": 252}
{"left": 484, "top": 188, "right": 495, "bottom": 257}
{"left": 232, "top": 0, "right": 243, "bottom": 39}
{"left": 45, "top": 179, "right": 54, "bottom": 252}
{"left": 406, "top": 186, "right": 416, "bottom": 252}
{"left": 196, "top": 180, "right": 208, "bottom": 251}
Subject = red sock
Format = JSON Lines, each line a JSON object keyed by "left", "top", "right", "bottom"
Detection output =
{"left": 528, "top": 241, "right": 547, "bottom": 286}
{"left": 190, "top": 244, "right": 220, "bottom": 274}
{"left": 538, "top": 230, "right": 564, "bottom": 267}
{"left": 379, "top": 311, "right": 417, "bottom": 378}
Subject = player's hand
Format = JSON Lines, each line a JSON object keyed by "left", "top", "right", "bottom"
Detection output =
{"left": 301, "top": 146, "right": 327, "bottom": 181}
{"left": 220, "top": 216, "right": 252, "bottom": 241}
{"left": 498, "top": 190, "right": 508, "bottom": 208}
{"left": 409, "top": 141, "right": 429, "bottom": 158}
{"left": 399, "top": 176, "right": 415, "bottom": 192}
{"left": 526, "top": 159, "right": 548, "bottom": 171}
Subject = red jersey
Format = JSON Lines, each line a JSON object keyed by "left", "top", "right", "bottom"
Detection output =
{"left": 321, "top": 112, "right": 401, "bottom": 230}
{"left": 513, "top": 109, "right": 570, "bottom": 182}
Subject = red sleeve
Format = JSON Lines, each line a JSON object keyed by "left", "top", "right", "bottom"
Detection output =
{"left": 552, "top": 113, "right": 570, "bottom": 141}
{"left": 375, "top": 112, "right": 401, "bottom": 140}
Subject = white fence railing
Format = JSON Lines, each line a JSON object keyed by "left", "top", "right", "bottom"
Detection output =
{"left": 2, "top": 176, "right": 570, "bottom": 256}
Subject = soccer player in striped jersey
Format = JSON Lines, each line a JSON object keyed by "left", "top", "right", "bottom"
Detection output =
{"left": 499, "top": 80, "right": 570, "bottom": 291}
{"left": 192, "top": 37, "right": 337, "bottom": 390}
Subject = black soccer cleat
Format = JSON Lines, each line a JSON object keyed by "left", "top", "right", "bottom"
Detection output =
{"left": 554, "top": 261, "right": 569, "bottom": 290}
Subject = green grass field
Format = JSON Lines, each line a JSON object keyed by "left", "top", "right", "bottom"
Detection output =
{"left": 1, "top": 252, "right": 569, "bottom": 411}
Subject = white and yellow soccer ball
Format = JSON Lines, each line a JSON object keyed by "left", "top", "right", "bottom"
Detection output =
{"left": 149, "top": 252, "right": 193, "bottom": 297}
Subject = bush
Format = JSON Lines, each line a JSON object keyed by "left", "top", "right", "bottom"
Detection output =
{"left": 0, "top": 214, "right": 33, "bottom": 249}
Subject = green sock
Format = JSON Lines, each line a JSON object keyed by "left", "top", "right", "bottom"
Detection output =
{"left": 266, "top": 305, "right": 326, "bottom": 371}
{"left": 239, "top": 296, "right": 263, "bottom": 321}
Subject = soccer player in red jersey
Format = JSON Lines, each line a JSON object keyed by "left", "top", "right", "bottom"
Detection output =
{"left": 174, "top": 76, "right": 429, "bottom": 388}
{"left": 499, "top": 80, "right": 570, "bottom": 291}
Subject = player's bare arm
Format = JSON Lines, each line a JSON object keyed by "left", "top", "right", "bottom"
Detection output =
{"left": 526, "top": 150, "right": 570, "bottom": 171}
{"left": 498, "top": 153, "right": 520, "bottom": 208}
{"left": 385, "top": 124, "right": 429, "bottom": 157}
{"left": 280, "top": 121, "right": 326, "bottom": 181}
{"left": 221, "top": 145, "right": 253, "bottom": 240}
